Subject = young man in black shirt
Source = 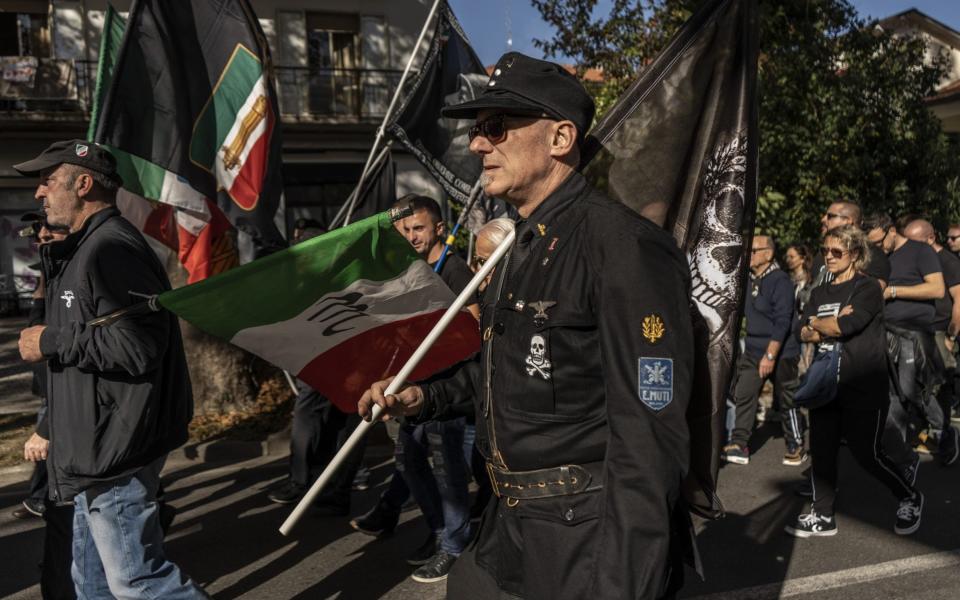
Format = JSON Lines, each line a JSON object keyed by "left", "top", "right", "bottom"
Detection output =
{"left": 883, "top": 215, "right": 946, "bottom": 480}
{"left": 904, "top": 219, "right": 960, "bottom": 465}
{"left": 353, "top": 195, "right": 477, "bottom": 583}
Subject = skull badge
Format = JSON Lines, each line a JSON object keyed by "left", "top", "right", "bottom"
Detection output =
{"left": 525, "top": 334, "right": 552, "bottom": 380}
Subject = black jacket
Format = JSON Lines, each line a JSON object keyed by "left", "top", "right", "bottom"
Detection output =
{"left": 417, "top": 172, "right": 694, "bottom": 599}
{"left": 38, "top": 207, "right": 192, "bottom": 501}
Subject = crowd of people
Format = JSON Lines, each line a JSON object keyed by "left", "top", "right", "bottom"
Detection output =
{"left": 724, "top": 201, "right": 960, "bottom": 537}
{"left": 10, "top": 49, "right": 959, "bottom": 600}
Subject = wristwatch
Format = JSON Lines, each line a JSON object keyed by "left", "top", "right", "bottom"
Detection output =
{"left": 765, "top": 352, "right": 775, "bottom": 361}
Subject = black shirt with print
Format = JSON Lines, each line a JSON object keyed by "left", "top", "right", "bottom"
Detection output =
{"left": 801, "top": 274, "right": 888, "bottom": 407}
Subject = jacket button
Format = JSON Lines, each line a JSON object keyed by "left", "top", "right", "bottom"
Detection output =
{"left": 494, "top": 322, "right": 505, "bottom": 334}
{"left": 564, "top": 508, "right": 575, "bottom": 521}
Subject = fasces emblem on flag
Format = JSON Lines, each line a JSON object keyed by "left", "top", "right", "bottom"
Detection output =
{"left": 189, "top": 44, "right": 272, "bottom": 212}
{"left": 638, "top": 357, "right": 673, "bottom": 411}
{"left": 75, "top": 144, "right": 88, "bottom": 157}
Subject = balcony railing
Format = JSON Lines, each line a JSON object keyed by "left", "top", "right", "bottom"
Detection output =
{"left": 0, "top": 57, "right": 96, "bottom": 113}
{"left": 275, "top": 66, "right": 402, "bottom": 121}
{"left": 1, "top": 59, "right": 402, "bottom": 123}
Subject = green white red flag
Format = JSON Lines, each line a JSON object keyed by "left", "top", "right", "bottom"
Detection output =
{"left": 88, "top": 5, "right": 240, "bottom": 283}
{"left": 93, "top": 0, "right": 286, "bottom": 256}
{"left": 157, "top": 211, "right": 481, "bottom": 412}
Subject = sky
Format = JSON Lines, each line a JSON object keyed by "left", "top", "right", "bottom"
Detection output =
{"left": 447, "top": 0, "right": 960, "bottom": 66}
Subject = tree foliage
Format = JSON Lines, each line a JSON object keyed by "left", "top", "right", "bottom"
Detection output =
{"left": 531, "top": 0, "right": 960, "bottom": 246}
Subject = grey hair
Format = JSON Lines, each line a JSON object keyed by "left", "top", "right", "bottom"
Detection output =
{"left": 63, "top": 164, "right": 120, "bottom": 195}
{"left": 477, "top": 217, "right": 515, "bottom": 248}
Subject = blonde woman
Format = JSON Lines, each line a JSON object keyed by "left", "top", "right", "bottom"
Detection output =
{"left": 788, "top": 225, "right": 922, "bottom": 537}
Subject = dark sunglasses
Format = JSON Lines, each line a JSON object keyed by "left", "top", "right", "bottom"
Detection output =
{"left": 820, "top": 246, "right": 848, "bottom": 259}
{"left": 468, "top": 114, "right": 511, "bottom": 144}
{"left": 824, "top": 212, "right": 845, "bottom": 221}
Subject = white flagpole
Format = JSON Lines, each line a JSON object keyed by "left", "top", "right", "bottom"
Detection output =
{"left": 338, "top": 0, "right": 443, "bottom": 227}
{"left": 279, "top": 226, "right": 515, "bottom": 536}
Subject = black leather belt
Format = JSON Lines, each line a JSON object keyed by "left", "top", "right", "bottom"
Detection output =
{"left": 486, "top": 461, "right": 603, "bottom": 500}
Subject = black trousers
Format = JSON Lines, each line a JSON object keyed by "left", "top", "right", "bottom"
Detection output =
{"left": 731, "top": 353, "right": 804, "bottom": 448}
{"left": 810, "top": 399, "right": 915, "bottom": 516}
{"left": 41, "top": 501, "right": 76, "bottom": 600}
{"left": 289, "top": 388, "right": 364, "bottom": 505}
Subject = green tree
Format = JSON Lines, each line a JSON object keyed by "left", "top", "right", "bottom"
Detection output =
{"left": 532, "top": 0, "right": 960, "bottom": 245}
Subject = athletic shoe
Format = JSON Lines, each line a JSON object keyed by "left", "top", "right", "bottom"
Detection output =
{"left": 903, "top": 453, "right": 920, "bottom": 487}
{"left": 785, "top": 511, "right": 837, "bottom": 538}
{"left": 406, "top": 533, "right": 439, "bottom": 566}
{"left": 350, "top": 502, "right": 400, "bottom": 536}
{"left": 783, "top": 446, "right": 808, "bottom": 466}
{"left": 939, "top": 426, "right": 959, "bottom": 466}
{"left": 411, "top": 551, "right": 456, "bottom": 583}
{"left": 12, "top": 498, "right": 45, "bottom": 519}
{"left": 895, "top": 492, "right": 924, "bottom": 535}
{"left": 267, "top": 479, "right": 305, "bottom": 505}
{"left": 722, "top": 444, "right": 749, "bottom": 465}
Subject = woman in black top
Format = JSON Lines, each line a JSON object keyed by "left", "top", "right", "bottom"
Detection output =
{"left": 786, "top": 225, "right": 923, "bottom": 538}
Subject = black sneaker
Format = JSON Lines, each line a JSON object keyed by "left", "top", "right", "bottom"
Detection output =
{"left": 895, "top": 492, "right": 923, "bottom": 535}
{"left": 267, "top": 480, "right": 305, "bottom": 505}
{"left": 350, "top": 502, "right": 400, "bottom": 536}
{"left": 903, "top": 453, "right": 920, "bottom": 487}
{"left": 411, "top": 551, "right": 456, "bottom": 583}
{"left": 12, "top": 498, "right": 45, "bottom": 519}
{"left": 406, "top": 533, "right": 439, "bottom": 566}
{"left": 722, "top": 444, "right": 749, "bottom": 465}
{"left": 785, "top": 511, "right": 837, "bottom": 538}
{"left": 938, "top": 427, "right": 959, "bottom": 466}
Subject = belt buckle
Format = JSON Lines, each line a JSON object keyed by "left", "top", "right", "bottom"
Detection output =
{"left": 485, "top": 462, "right": 502, "bottom": 498}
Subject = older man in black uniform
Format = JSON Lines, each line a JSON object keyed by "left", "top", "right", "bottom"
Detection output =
{"left": 360, "top": 52, "right": 693, "bottom": 599}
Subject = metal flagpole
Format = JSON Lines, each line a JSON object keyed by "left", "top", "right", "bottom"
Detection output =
{"left": 282, "top": 371, "right": 300, "bottom": 396}
{"left": 434, "top": 178, "right": 483, "bottom": 273}
{"left": 279, "top": 226, "right": 516, "bottom": 536}
{"left": 337, "top": 0, "right": 443, "bottom": 229}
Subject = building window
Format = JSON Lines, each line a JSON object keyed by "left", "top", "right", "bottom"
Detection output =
{"left": 0, "top": 12, "right": 51, "bottom": 57}
{"left": 306, "top": 12, "right": 359, "bottom": 116}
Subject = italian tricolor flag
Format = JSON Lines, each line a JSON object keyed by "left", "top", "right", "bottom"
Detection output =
{"left": 158, "top": 212, "right": 481, "bottom": 412}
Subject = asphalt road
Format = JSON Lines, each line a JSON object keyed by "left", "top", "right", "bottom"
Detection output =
{"left": 1, "top": 421, "right": 957, "bottom": 600}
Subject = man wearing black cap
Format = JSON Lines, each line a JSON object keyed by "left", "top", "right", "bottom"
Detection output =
{"left": 359, "top": 53, "right": 693, "bottom": 599}
{"left": 15, "top": 140, "right": 206, "bottom": 598}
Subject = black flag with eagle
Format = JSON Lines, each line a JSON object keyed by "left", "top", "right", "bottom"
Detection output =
{"left": 582, "top": 0, "right": 759, "bottom": 519}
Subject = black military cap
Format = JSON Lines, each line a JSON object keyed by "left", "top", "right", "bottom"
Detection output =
{"left": 13, "top": 139, "right": 123, "bottom": 185}
{"left": 442, "top": 52, "right": 596, "bottom": 136}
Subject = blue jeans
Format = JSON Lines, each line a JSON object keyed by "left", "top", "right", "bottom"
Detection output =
{"left": 71, "top": 455, "right": 207, "bottom": 599}
{"left": 396, "top": 419, "right": 472, "bottom": 555}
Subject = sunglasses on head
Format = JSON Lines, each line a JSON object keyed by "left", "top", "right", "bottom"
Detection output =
{"left": 820, "top": 246, "right": 848, "bottom": 259}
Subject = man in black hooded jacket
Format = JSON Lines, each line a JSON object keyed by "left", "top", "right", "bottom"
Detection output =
{"left": 16, "top": 140, "right": 206, "bottom": 599}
